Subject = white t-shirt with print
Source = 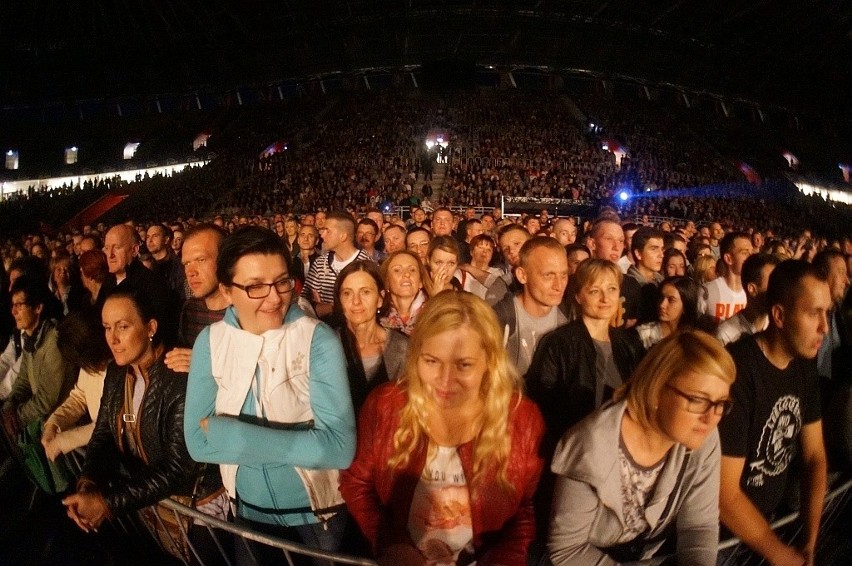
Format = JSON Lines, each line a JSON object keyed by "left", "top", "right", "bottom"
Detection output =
{"left": 408, "top": 445, "right": 476, "bottom": 565}
{"left": 699, "top": 277, "right": 746, "bottom": 324}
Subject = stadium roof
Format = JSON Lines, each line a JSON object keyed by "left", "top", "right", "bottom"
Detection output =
{"left": 1, "top": 0, "right": 849, "bottom": 118}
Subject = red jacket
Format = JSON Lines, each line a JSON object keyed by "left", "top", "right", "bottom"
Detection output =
{"left": 340, "top": 382, "right": 545, "bottom": 565}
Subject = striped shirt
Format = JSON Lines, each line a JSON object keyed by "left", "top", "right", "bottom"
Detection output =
{"left": 301, "top": 249, "right": 372, "bottom": 306}
{"left": 179, "top": 298, "right": 227, "bottom": 348}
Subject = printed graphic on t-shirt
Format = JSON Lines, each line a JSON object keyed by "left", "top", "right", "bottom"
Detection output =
{"left": 408, "top": 446, "right": 476, "bottom": 565}
{"left": 700, "top": 278, "right": 746, "bottom": 323}
{"left": 712, "top": 301, "right": 746, "bottom": 323}
{"left": 746, "top": 394, "right": 801, "bottom": 488}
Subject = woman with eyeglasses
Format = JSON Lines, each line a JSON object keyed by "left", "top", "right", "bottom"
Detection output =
{"left": 184, "top": 226, "right": 356, "bottom": 560}
{"left": 548, "top": 330, "right": 735, "bottom": 566}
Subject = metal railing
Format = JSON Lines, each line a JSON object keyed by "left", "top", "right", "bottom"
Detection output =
{"left": 2, "top": 397, "right": 849, "bottom": 565}
{"left": 145, "top": 476, "right": 850, "bottom": 566}
{"left": 155, "top": 499, "right": 377, "bottom": 566}
{"left": 717, "top": 475, "right": 851, "bottom": 564}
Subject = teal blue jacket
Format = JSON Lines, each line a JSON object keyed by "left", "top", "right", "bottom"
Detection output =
{"left": 184, "top": 305, "right": 355, "bottom": 526}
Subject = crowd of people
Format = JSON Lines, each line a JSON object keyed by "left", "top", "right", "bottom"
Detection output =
{"left": 0, "top": 196, "right": 849, "bottom": 565}
{"left": 0, "top": 89, "right": 850, "bottom": 565}
{"left": 3, "top": 90, "right": 851, "bottom": 244}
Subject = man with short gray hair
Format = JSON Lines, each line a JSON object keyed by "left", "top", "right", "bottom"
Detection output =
{"left": 493, "top": 238, "right": 569, "bottom": 375}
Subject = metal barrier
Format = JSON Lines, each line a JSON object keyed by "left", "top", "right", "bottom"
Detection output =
{"left": 148, "top": 477, "right": 850, "bottom": 566}
{"left": 1, "top": 418, "right": 849, "bottom": 565}
{"left": 2, "top": 388, "right": 847, "bottom": 565}
{"left": 717, "top": 476, "right": 852, "bottom": 564}
{"left": 155, "top": 499, "right": 377, "bottom": 566}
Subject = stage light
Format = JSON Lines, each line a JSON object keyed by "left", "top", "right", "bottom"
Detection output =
{"left": 618, "top": 191, "right": 630, "bottom": 202}
{"left": 425, "top": 141, "right": 434, "bottom": 149}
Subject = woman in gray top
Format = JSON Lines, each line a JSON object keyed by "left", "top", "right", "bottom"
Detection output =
{"left": 334, "top": 260, "right": 409, "bottom": 414}
{"left": 549, "top": 330, "right": 735, "bottom": 566}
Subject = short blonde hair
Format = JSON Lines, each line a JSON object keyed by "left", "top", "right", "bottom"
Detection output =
{"left": 692, "top": 255, "right": 717, "bottom": 284}
{"left": 389, "top": 291, "right": 522, "bottom": 492}
{"left": 615, "top": 330, "right": 736, "bottom": 431}
{"left": 567, "top": 258, "right": 622, "bottom": 320}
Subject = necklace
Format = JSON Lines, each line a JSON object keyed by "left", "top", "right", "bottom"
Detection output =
{"left": 357, "top": 326, "right": 386, "bottom": 347}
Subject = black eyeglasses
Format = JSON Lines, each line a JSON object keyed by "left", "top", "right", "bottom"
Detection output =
{"left": 665, "top": 384, "right": 733, "bottom": 416}
{"left": 231, "top": 277, "right": 293, "bottom": 299}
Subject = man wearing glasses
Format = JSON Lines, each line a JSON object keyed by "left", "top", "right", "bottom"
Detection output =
{"left": 2, "top": 277, "right": 75, "bottom": 439}
{"left": 718, "top": 260, "right": 830, "bottom": 566}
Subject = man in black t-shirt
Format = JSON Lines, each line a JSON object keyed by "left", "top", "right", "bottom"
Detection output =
{"left": 719, "top": 260, "right": 830, "bottom": 566}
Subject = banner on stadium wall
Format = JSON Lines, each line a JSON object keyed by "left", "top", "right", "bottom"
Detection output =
{"left": 501, "top": 196, "right": 596, "bottom": 217}
{"left": 737, "top": 161, "right": 762, "bottom": 185}
{"left": 260, "top": 141, "right": 288, "bottom": 159}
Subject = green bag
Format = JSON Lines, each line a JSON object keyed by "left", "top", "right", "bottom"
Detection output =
{"left": 17, "top": 419, "right": 73, "bottom": 495}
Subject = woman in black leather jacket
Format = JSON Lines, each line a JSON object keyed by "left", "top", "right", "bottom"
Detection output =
{"left": 525, "top": 259, "right": 645, "bottom": 545}
{"left": 526, "top": 259, "right": 645, "bottom": 456}
{"left": 62, "top": 286, "right": 210, "bottom": 532}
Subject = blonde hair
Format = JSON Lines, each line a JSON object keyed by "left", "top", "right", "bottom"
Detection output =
{"left": 614, "top": 330, "right": 735, "bottom": 431}
{"left": 566, "top": 258, "right": 622, "bottom": 321}
{"left": 692, "top": 255, "right": 717, "bottom": 284}
{"left": 388, "top": 291, "right": 522, "bottom": 492}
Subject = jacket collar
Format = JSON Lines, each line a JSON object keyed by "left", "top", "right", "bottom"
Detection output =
{"left": 23, "top": 318, "right": 56, "bottom": 352}
{"left": 222, "top": 303, "right": 306, "bottom": 330}
{"left": 627, "top": 264, "right": 663, "bottom": 286}
{"left": 551, "top": 400, "right": 692, "bottom": 530}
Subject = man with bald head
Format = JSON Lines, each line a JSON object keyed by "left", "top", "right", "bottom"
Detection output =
{"left": 100, "top": 223, "right": 180, "bottom": 347}
{"left": 103, "top": 224, "right": 139, "bottom": 284}
{"left": 550, "top": 218, "right": 577, "bottom": 247}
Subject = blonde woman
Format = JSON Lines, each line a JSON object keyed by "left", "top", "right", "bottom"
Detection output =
{"left": 549, "top": 330, "right": 735, "bottom": 565}
{"left": 341, "top": 291, "right": 545, "bottom": 565}
{"left": 692, "top": 254, "right": 717, "bottom": 284}
{"left": 527, "top": 259, "right": 644, "bottom": 453}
